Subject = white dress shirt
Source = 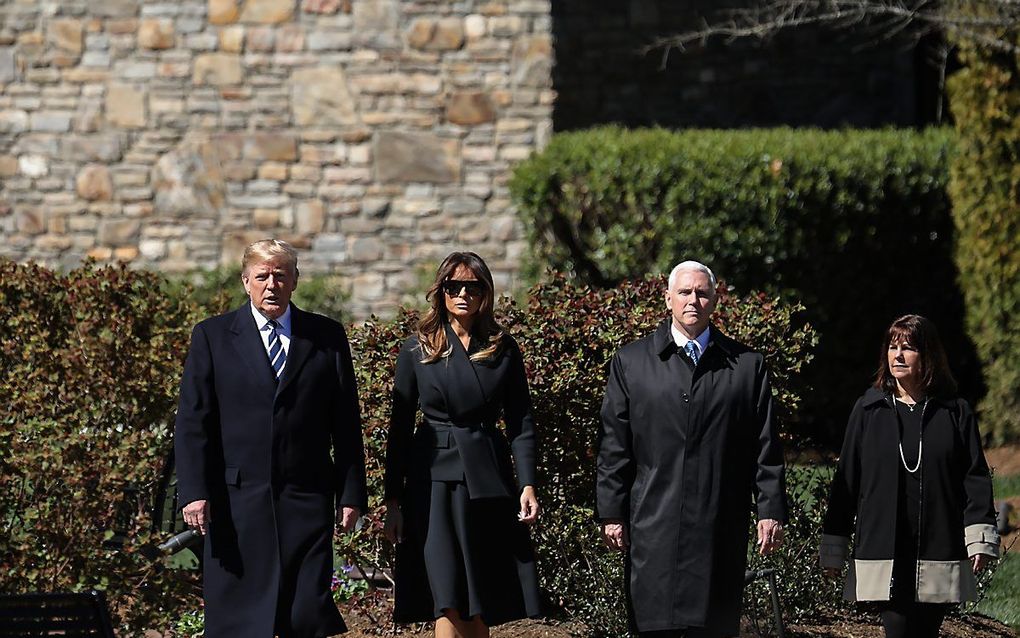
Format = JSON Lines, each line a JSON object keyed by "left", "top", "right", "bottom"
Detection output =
{"left": 250, "top": 303, "right": 291, "bottom": 371}
{"left": 670, "top": 323, "right": 710, "bottom": 361}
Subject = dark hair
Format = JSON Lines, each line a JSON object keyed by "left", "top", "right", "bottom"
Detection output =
{"left": 416, "top": 251, "right": 504, "bottom": 364}
{"left": 874, "top": 314, "right": 957, "bottom": 398}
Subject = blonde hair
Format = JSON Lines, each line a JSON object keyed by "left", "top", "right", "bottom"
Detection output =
{"left": 417, "top": 252, "right": 505, "bottom": 364}
{"left": 241, "top": 239, "right": 299, "bottom": 277}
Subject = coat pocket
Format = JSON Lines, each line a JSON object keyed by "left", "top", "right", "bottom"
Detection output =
{"left": 224, "top": 466, "right": 241, "bottom": 487}
{"left": 416, "top": 429, "right": 451, "bottom": 448}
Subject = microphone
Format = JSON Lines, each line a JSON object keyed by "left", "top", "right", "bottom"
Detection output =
{"left": 158, "top": 529, "right": 203, "bottom": 553}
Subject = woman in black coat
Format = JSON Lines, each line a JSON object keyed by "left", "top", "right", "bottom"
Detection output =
{"left": 383, "top": 251, "right": 542, "bottom": 638}
{"left": 820, "top": 314, "right": 999, "bottom": 638}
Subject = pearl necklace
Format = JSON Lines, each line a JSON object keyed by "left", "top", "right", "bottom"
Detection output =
{"left": 895, "top": 398, "right": 927, "bottom": 473}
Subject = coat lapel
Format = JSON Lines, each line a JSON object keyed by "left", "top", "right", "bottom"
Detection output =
{"left": 230, "top": 303, "right": 278, "bottom": 392}
{"left": 443, "top": 323, "right": 489, "bottom": 420}
{"left": 276, "top": 305, "right": 313, "bottom": 399}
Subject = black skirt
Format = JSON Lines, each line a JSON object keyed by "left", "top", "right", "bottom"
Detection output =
{"left": 393, "top": 479, "right": 542, "bottom": 626}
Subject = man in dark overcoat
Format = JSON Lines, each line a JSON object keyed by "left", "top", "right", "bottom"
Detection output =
{"left": 175, "top": 239, "right": 367, "bottom": 638}
{"left": 597, "top": 260, "right": 787, "bottom": 638}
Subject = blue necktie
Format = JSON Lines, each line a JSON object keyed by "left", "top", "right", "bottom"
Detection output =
{"left": 267, "top": 320, "right": 286, "bottom": 380}
{"left": 684, "top": 340, "right": 699, "bottom": 367}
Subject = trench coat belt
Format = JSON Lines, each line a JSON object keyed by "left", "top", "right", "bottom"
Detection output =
{"left": 419, "top": 418, "right": 512, "bottom": 499}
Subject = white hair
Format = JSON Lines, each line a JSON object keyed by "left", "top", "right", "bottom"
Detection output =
{"left": 667, "top": 261, "right": 717, "bottom": 290}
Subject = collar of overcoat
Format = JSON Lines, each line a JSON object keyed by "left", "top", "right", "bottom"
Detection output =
{"left": 861, "top": 386, "right": 958, "bottom": 409}
{"left": 439, "top": 322, "right": 490, "bottom": 422}
{"left": 653, "top": 318, "right": 738, "bottom": 362}
{"left": 228, "top": 302, "right": 314, "bottom": 399}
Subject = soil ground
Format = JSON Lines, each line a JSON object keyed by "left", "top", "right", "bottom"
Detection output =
{"left": 344, "top": 614, "right": 1018, "bottom": 638}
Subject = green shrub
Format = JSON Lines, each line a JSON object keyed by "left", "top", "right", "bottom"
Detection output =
{"left": 510, "top": 127, "right": 973, "bottom": 444}
{"left": 947, "top": 39, "right": 1020, "bottom": 445}
{"left": 0, "top": 260, "right": 197, "bottom": 630}
{"left": 348, "top": 274, "right": 818, "bottom": 635}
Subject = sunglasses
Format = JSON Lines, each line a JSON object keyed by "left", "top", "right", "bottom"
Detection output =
{"left": 441, "top": 280, "right": 485, "bottom": 297}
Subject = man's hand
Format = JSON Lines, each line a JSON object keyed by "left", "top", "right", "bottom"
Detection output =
{"left": 601, "top": 519, "right": 629, "bottom": 552}
{"left": 756, "top": 519, "right": 783, "bottom": 556}
{"left": 183, "top": 499, "right": 210, "bottom": 536}
{"left": 972, "top": 554, "right": 993, "bottom": 574}
{"left": 337, "top": 506, "right": 360, "bottom": 533}
{"left": 383, "top": 499, "right": 403, "bottom": 544}
{"left": 519, "top": 486, "right": 540, "bottom": 524}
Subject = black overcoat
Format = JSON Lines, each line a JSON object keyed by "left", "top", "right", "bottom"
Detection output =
{"left": 175, "top": 303, "right": 367, "bottom": 638}
{"left": 820, "top": 388, "right": 998, "bottom": 602}
{"left": 597, "top": 321, "right": 787, "bottom": 636}
{"left": 384, "top": 326, "right": 538, "bottom": 621}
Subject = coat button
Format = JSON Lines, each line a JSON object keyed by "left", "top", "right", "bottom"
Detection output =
{"left": 682, "top": 393, "right": 690, "bottom": 403}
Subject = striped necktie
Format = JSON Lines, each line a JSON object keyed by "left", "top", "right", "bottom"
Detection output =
{"left": 267, "top": 320, "right": 286, "bottom": 380}
{"left": 684, "top": 340, "right": 699, "bottom": 366}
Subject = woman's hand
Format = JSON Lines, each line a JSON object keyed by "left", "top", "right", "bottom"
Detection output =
{"left": 518, "top": 485, "right": 540, "bottom": 524}
{"left": 972, "top": 553, "right": 992, "bottom": 574}
{"left": 384, "top": 499, "right": 403, "bottom": 544}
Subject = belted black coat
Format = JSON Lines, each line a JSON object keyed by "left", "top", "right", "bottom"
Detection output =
{"left": 175, "top": 303, "right": 367, "bottom": 638}
{"left": 597, "top": 321, "right": 787, "bottom": 636}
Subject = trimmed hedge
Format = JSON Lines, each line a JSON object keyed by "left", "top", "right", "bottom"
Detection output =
{"left": 510, "top": 127, "right": 976, "bottom": 443}
{"left": 947, "top": 39, "right": 1020, "bottom": 444}
{"left": 0, "top": 261, "right": 197, "bottom": 630}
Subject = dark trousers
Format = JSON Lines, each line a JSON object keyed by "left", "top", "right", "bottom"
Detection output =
{"left": 879, "top": 600, "right": 949, "bottom": 638}
{"left": 640, "top": 629, "right": 724, "bottom": 638}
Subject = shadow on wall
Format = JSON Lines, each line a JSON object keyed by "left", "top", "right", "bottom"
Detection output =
{"left": 549, "top": 0, "right": 946, "bottom": 130}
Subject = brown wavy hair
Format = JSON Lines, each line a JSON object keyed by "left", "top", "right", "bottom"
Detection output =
{"left": 873, "top": 314, "right": 957, "bottom": 398}
{"left": 416, "top": 252, "right": 505, "bottom": 364}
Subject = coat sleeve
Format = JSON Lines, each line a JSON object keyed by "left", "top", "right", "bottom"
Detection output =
{"left": 384, "top": 339, "right": 419, "bottom": 502}
{"left": 174, "top": 323, "right": 217, "bottom": 509}
{"left": 333, "top": 324, "right": 368, "bottom": 512}
{"left": 597, "top": 352, "right": 635, "bottom": 521}
{"left": 752, "top": 359, "right": 787, "bottom": 523}
{"left": 957, "top": 400, "right": 1000, "bottom": 558}
{"left": 819, "top": 398, "right": 865, "bottom": 569}
{"left": 503, "top": 338, "right": 537, "bottom": 490}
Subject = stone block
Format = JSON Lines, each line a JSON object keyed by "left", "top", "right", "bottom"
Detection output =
{"left": 98, "top": 218, "right": 140, "bottom": 245}
{"left": 253, "top": 207, "right": 279, "bottom": 229}
{"left": 0, "top": 48, "right": 15, "bottom": 83}
{"left": 16, "top": 209, "right": 45, "bottom": 235}
{"left": 0, "top": 110, "right": 29, "bottom": 133}
{"left": 247, "top": 26, "right": 275, "bottom": 51}
{"left": 277, "top": 25, "right": 305, "bottom": 51}
{"left": 107, "top": 19, "right": 139, "bottom": 35}
{"left": 87, "top": 247, "right": 114, "bottom": 260}
{"left": 244, "top": 133, "right": 297, "bottom": 161}
{"left": 139, "top": 239, "right": 167, "bottom": 260}
{"left": 49, "top": 19, "right": 83, "bottom": 54}
{"left": 138, "top": 19, "right": 175, "bottom": 49}
{"left": 375, "top": 132, "right": 460, "bottom": 184}
{"left": 349, "top": 236, "right": 383, "bottom": 263}
{"left": 307, "top": 31, "right": 350, "bottom": 51}
{"left": 106, "top": 84, "right": 147, "bottom": 128}
{"left": 302, "top": 0, "right": 340, "bottom": 14}
{"left": 289, "top": 164, "right": 321, "bottom": 181}
{"left": 19, "top": 155, "right": 48, "bottom": 178}
{"left": 446, "top": 91, "right": 496, "bottom": 125}
{"left": 406, "top": 17, "right": 464, "bottom": 51}
{"left": 258, "top": 162, "right": 288, "bottom": 180}
{"left": 353, "top": 0, "right": 398, "bottom": 32}
{"left": 209, "top": 0, "right": 241, "bottom": 25}
{"left": 0, "top": 155, "right": 17, "bottom": 176}
{"left": 511, "top": 35, "right": 552, "bottom": 88}
{"left": 193, "top": 53, "right": 243, "bottom": 85}
{"left": 290, "top": 67, "right": 358, "bottom": 126}
{"left": 240, "top": 0, "right": 295, "bottom": 24}
{"left": 30, "top": 112, "right": 72, "bottom": 132}
{"left": 114, "top": 246, "right": 139, "bottom": 261}
{"left": 220, "top": 26, "right": 245, "bottom": 52}
{"left": 295, "top": 199, "right": 324, "bottom": 234}
{"left": 464, "top": 15, "right": 486, "bottom": 39}
{"left": 76, "top": 164, "right": 114, "bottom": 201}
{"left": 444, "top": 196, "right": 484, "bottom": 216}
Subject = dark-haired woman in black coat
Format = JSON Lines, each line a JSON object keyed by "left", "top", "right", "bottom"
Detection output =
{"left": 383, "top": 251, "right": 542, "bottom": 638}
{"left": 820, "top": 314, "right": 999, "bottom": 638}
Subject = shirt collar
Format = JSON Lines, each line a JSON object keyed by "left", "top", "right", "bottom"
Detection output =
{"left": 250, "top": 302, "right": 291, "bottom": 333}
{"left": 670, "top": 322, "right": 710, "bottom": 354}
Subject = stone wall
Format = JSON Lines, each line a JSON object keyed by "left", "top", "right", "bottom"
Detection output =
{"left": 0, "top": 0, "right": 553, "bottom": 316}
